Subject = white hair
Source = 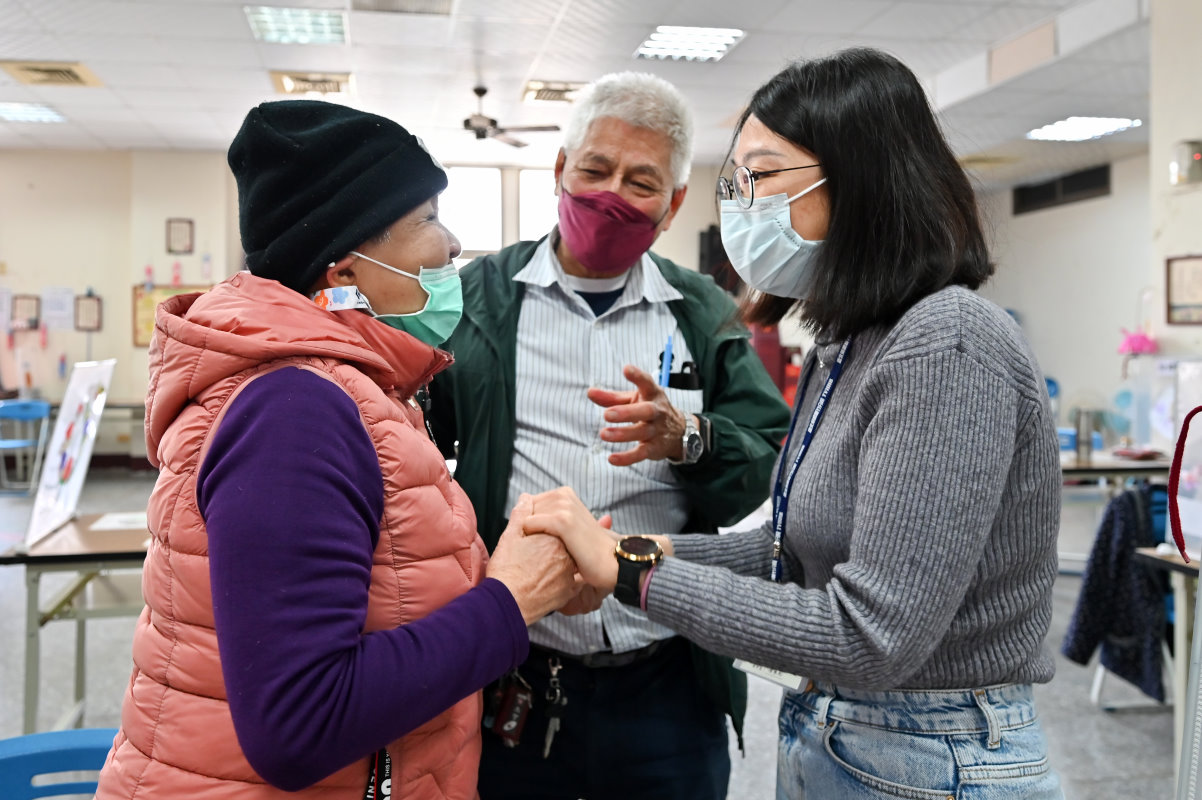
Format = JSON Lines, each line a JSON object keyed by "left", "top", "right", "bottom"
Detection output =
{"left": 562, "top": 72, "right": 694, "bottom": 187}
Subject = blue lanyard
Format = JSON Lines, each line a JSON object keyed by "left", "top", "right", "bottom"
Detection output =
{"left": 770, "top": 336, "right": 853, "bottom": 582}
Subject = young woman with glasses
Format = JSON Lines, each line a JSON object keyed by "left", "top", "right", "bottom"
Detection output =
{"left": 524, "top": 47, "right": 1064, "bottom": 800}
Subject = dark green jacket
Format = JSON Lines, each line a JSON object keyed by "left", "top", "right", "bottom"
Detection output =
{"left": 427, "top": 237, "right": 791, "bottom": 745}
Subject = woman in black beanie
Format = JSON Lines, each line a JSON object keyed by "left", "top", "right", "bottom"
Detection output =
{"left": 96, "top": 100, "right": 581, "bottom": 800}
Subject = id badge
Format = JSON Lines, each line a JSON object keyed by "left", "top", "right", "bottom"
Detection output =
{"left": 734, "top": 659, "right": 807, "bottom": 690}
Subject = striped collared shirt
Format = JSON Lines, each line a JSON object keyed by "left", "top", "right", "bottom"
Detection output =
{"left": 508, "top": 237, "right": 705, "bottom": 655}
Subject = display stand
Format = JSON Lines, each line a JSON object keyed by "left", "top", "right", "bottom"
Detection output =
{"left": 0, "top": 359, "right": 150, "bottom": 732}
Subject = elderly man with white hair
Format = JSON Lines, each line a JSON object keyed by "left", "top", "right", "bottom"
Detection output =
{"left": 429, "top": 72, "right": 790, "bottom": 799}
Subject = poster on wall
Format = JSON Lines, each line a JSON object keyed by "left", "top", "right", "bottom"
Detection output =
{"left": 132, "top": 284, "right": 209, "bottom": 348}
{"left": 41, "top": 287, "right": 75, "bottom": 330}
{"left": 25, "top": 358, "right": 116, "bottom": 549}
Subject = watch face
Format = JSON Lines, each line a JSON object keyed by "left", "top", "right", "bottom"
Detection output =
{"left": 684, "top": 431, "right": 704, "bottom": 460}
{"left": 618, "top": 536, "right": 661, "bottom": 558}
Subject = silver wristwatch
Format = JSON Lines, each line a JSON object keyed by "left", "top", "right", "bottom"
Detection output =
{"left": 667, "top": 414, "right": 708, "bottom": 466}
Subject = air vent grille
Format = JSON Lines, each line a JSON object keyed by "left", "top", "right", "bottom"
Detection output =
{"left": 270, "top": 71, "right": 353, "bottom": 95}
{"left": 522, "top": 81, "right": 586, "bottom": 104}
{"left": 1, "top": 61, "right": 103, "bottom": 87}
{"left": 1013, "top": 164, "right": 1110, "bottom": 215}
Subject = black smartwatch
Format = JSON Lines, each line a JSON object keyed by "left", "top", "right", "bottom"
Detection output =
{"left": 613, "top": 536, "right": 664, "bottom": 607}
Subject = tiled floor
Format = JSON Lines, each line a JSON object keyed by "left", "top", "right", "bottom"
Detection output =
{"left": 0, "top": 474, "right": 1178, "bottom": 798}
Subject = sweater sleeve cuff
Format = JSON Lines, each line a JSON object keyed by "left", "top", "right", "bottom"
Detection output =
{"left": 644, "top": 557, "right": 716, "bottom": 639}
{"left": 670, "top": 524, "right": 775, "bottom": 577}
{"left": 478, "top": 577, "right": 530, "bottom": 668}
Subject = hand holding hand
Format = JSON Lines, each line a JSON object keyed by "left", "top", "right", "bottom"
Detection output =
{"left": 587, "top": 365, "right": 688, "bottom": 467}
{"left": 524, "top": 487, "right": 622, "bottom": 591}
{"left": 486, "top": 494, "right": 580, "bottom": 625}
{"left": 557, "top": 583, "right": 608, "bottom": 615}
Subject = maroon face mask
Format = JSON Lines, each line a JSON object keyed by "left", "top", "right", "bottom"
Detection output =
{"left": 557, "top": 187, "right": 667, "bottom": 276}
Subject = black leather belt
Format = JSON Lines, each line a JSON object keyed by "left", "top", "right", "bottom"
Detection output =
{"left": 531, "top": 637, "right": 676, "bottom": 669}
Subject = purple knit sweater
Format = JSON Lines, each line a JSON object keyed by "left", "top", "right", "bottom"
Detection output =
{"left": 196, "top": 367, "right": 527, "bottom": 789}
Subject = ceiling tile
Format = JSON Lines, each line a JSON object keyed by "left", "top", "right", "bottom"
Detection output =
{"left": 1067, "top": 62, "right": 1148, "bottom": 96}
{"left": 953, "top": 5, "right": 1058, "bottom": 43}
{"left": 454, "top": 0, "right": 571, "bottom": 22}
{"left": 25, "top": 1, "right": 162, "bottom": 36}
{"left": 0, "top": 31, "right": 73, "bottom": 60}
{"left": 6, "top": 120, "right": 103, "bottom": 147}
{"left": 54, "top": 104, "right": 142, "bottom": 123}
{"left": 27, "top": 85, "right": 127, "bottom": 108}
{"left": 52, "top": 32, "right": 173, "bottom": 63}
{"left": 761, "top": 0, "right": 894, "bottom": 35}
{"left": 89, "top": 62, "right": 187, "bottom": 89}
{"left": 156, "top": 38, "right": 264, "bottom": 69}
{"left": 0, "top": 85, "right": 42, "bottom": 104}
{"left": 659, "top": 0, "right": 793, "bottom": 30}
{"left": 174, "top": 65, "right": 271, "bottom": 93}
{"left": 255, "top": 42, "right": 353, "bottom": 72}
{"left": 857, "top": 2, "right": 995, "bottom": 39}
{"left": 0, "top": 2, "right": 41, "bottom": 32}
{"left": 348, "top": 10, "right": 454, "bottom": 46}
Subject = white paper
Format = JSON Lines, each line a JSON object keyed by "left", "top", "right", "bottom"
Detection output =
{"left": 0, "top": 287, "right": 11, "bottom": 332}
{"left": 41, "top": 286, "right": 75, "bottom": 330}
{"left": 734, "top": 659, "right": 807, "bottom": 690}
{"left": 89, "top": 511, "right": 149, "bottom": 531}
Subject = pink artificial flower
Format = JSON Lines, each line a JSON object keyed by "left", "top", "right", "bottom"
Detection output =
{"left": 1118, "top": 328, "right": 1158, "bottom": 355}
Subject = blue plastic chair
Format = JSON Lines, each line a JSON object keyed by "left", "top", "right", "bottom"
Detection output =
{"left": 0, "top": 728, "right": 116, "bottom": 799}
{"left": 0, "top": 399, "right": 51, "bottom": 494}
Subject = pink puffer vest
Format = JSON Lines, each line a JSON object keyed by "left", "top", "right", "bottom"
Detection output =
{"left": 96, "top": 274, "right": 488, "bottom": 799}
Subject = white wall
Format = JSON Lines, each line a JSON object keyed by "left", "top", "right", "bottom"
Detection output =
{"left": 1149, "top": 0, "right": 1202, "bottom": 356}
{"left": 649, "top": 162, "right": 719, "bottom": 273}
{"left": 0, "top": 149, "right": 236, "bottom": 404}
{"left": 1, "top": 151, "right": 133, "bottom": 400}
{"left": 978, "top": 153, "right": 1153, "bottom": 417}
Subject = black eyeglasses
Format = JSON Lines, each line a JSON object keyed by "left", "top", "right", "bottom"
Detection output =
{"left": 716, "top": 164, "right": 823, "bottom": 209}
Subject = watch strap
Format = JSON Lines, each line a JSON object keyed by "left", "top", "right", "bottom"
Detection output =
{"left": 614, "top": 557, "right": 644, "bottom": 606}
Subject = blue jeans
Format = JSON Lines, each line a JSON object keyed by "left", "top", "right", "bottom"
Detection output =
{"left": 777, "top": 682, "right": 1063, "bottom": 799}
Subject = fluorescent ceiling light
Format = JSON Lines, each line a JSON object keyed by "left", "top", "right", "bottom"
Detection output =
{"left": 244, "top": 6, "right": 347, "bottom": 44}
{"left": 1026, "top": 116, "right": 1142, "bottom": 142}
{"left": 0, "top": 102, "right": 65, "bottom": 123}
{"left": 635, "top": 26, "right": 745, "bottom": 62}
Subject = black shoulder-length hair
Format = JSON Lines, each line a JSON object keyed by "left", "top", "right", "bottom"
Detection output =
{"left": 735, "top": 48, "right": 992, "bottom": 340}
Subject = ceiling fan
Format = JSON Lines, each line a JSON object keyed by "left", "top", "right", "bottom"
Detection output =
{"left": 463, "top": 85, "right": 559, "bottom": 148}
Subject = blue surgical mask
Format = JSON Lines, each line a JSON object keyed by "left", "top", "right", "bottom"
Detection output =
{"left": 311, "top": 252, "right": 463, "bottom": 347}
{"left": 719, "top": 178, "right": 827, "bottom": 299}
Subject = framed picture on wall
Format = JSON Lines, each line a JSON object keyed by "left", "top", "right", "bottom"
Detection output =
{"left": 74, "top": 294, "right": 103, "bottom": 332}
{"left": 11, "top": 294, "right": 40, "bottom": 329}
{"left": 166, "top": 218, "right": 194, "bottom": 255}
{"left": 1168, "top": 255, "right": 1202, "bottom": 324}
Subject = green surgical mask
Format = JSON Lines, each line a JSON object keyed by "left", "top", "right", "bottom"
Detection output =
{"left": 347, "top": 251, "right": 463, "bottom": 347}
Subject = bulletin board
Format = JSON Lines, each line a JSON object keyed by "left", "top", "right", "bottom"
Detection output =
{"left": 132, "top": 284, "right": 209, "bottom": 347}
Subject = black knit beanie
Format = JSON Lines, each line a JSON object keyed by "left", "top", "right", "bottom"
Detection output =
{"left": 228, "top": 100, "right": 448, "bottom": 294}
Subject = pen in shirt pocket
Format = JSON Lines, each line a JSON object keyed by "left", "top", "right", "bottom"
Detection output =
{"left": 659, "top": 335, "right": 673, "bottom": 387}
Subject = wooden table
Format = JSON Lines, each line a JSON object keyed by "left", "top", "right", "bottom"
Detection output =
{"left": 1134, "top": 546, "right": 1199, "bottom": 783}
{"left": 0, "top": 514, "right": 148, "bottom": 733}
{"left": 1061, "top": 452, "right": 1173, "bottom": 483}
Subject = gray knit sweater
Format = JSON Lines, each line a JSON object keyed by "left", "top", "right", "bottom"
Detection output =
{"left": 649, "top": 286, "right": 1060, "bottom": 690}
